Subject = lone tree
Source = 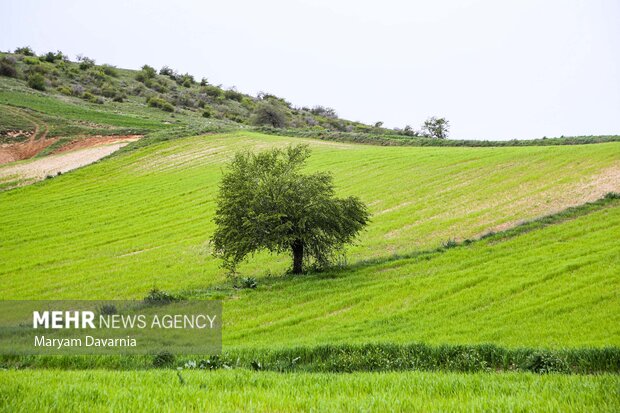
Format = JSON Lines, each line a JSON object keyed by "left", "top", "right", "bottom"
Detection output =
{"left": 212, "top": 145, "right": 369, "bottom": 275}
{"left": 421, "top": 116, "right": 450, "bottom": 139}
{"left": 252, "top": 101, "right": 287, "bottom": 128}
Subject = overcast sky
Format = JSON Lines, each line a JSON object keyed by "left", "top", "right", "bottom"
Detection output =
{"left": 1, "top": 0, "right": 619, "bottom": 140}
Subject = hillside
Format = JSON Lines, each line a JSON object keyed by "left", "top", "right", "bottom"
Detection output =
{"left": 2, "top": 49, "right": 619, "bottom": 175}
{"left": 1, "top": 132, "right": 618, "bottom": 299}
{"left": 224, "top": 197, "right": 620, "bottom": 349}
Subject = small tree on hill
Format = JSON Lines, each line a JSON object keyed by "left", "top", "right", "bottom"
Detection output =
{"left": 421, "top": 116, "right": 450, "bottom": 139}
{"left": 212, "top": 145, "right": 369, "bottom": 275}
{"left": 251, "top": 101, "right": 287, "bottom": 128}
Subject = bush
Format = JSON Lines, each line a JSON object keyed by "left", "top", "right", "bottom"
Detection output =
{"left": 141, "top": 64, "right": 157, "bottom": 79}
{"left": 23, "top": 56, "right": 40, "bottom": 65}
{"left": 147, "top": 96, "right": 175, "bottom": 112}
{"left": 42, "top": 51, "right": 64, "bottom": 63}
{"left": 251, "top": 102, "right": 287, "bottom": 128}
{"left": 77, "top": 56, "right": 96, "bottom": 70}
{"left": 143, "top": 288, "right": 178, "bottom": 306}
{"left": 27, "top": 73, "right": 46, "bottom": 91}
{"left": 178, "top": 73, "right": 194, "bottom": 87}
{"left": 101, "top": 64, "right": 119, "bottom": 77}
{"left": 310, "top": 105, "right": 338, "bottom": 118}
{"left": 153, "top": 351, "right": 175, "bottom": 368}
{"left": 203, "top": 84, "right": 223, "bottom": 98}
{"left": 112, "top": 93, "right": 126, "bottom": 103}
{"left": 14, "top": 46, "right": 35, "bottom": 56}
{"left": 82, "top": 92, "right": 103, "bottom": 104}
{"left": 159, "top": 66, "right": 174, "bottom": 77}
{"left": 235, "top": 277, "right": 257, "bottom": 289}
{"left": 202, "top": 108, "right": 212, "bottom": 118}
{"left": 0, "top": 57, "right": 17, "bottom": 77}
{"left": 98, "top": 304, "right": 117, "bottom": 316}
{"left": 101, "top": 83, "right": 118, "bottom": 98}
{"left": 57, "top": 85, "right": 72, "bottom": 96}
{"left": 224, "top": 88, "right": 244, "bottom": 102}
{"left": 71, "top": 84, "right": 84, "bottom": 97}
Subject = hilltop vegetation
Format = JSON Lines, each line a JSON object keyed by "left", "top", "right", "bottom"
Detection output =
{"left": 0, "top": 47, "right": 375, "bottom": 136}
{"left": 2, "top": 47, "right": 619, "bottom": 156}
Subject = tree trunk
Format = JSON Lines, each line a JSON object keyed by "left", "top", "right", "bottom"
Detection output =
{"left": 291, "top": 240, "right": 304, "bottom": 274}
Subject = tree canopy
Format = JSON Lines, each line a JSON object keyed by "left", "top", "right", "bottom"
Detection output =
{"left": 212, "top": 145, "right": 369, "bottom": 275}
{"left": 421, "top": 116, "right": 450, "bottom": 139}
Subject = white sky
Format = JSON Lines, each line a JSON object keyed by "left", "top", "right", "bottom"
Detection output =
{"left": 1, "top": 0, "right": 619, "bottom": 140}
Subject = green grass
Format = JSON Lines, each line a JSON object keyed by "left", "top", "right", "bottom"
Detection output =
{"left": 1, "top": 132, "right": 618, "bottom": 353}
{"left": 220, "top": 198, "right": 620, "bottom": 349}
{"left": 1, "top": 369, "right": 618, "bottom": 412}
{"left": 1, "top": 132, "right": 618, "bottom": 300}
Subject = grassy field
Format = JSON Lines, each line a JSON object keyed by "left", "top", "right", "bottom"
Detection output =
{"left": 1, "top": 132, "right": 618, "bottom": 300}
{"left": 2, "top": 369, "right": 618, "bottom": 412}
{"left": 1, "top": 129, "right": 619, "bottom": 411}
{"left": 221, "top": 199, "right": 620, "bottom": 349}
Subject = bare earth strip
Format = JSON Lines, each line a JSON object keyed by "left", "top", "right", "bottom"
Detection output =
{"left": 0, "top": 142, "right": 134, "bottom": 189}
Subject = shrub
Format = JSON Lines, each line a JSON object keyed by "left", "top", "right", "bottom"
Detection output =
{"left": 101, "top": 64, "right": 118, "bottom": 77}
{"left": 71, "top": 84, "right": 84, "bottom": 97}
{"left": 310, "top": 105, "right": 338, "bottom": 118}
{"left": 202, "top": 108, "right": 212, "bottom": 118}
{"left": 82, "top": 91, "right": 103, "bottom": 104}
{"left": 0, "top": 57, "right": 17, "bottom": 77}
{"left": 251, "top": 101, "right": 287, "bottom": 128}
{"left": 224, "top": 88, "right": 244, "bottom": 102}
{"left": 101, "top": 84, "right": 118, "bottom": 98}
{"left": 159, "top": 66, "right": 174, "bottom": 77}
{"left": 14, "top": 46, "right": 35, "bottom": 56}
{"left": 141, "top": 64, "right": 157, "bottom": 79}
{"left": 77, "top": 55, "right": 96, "bottom": 70}
{"left": 98, "top": 304, "right": 117, "bottom": 316}
{"left": 235, "top": 277, "right": 257, "bottom": 289}
{"left": 147, "top": 96, "right": 175, "bottom": 112}
{"left": 524, "top": 352, "right": 568, "bottom": 374}
{"left": 27, "top": 73, "right": 46, "bottom": 91}
{"left": 203, "top": 84, "right": 223, "bottom": 98}
{"left": 153, "top": 351, "right": 175, "bottom": 368}
{"left": 178, "top": 73, "right": 194, "bottom": 87}
{"left": 57, "top": 85, "right": 72, "bottom": 96}
{"left": 42, "top": 51, "right": 65, "bottom": 63}
{"left": 442, "top": 239, "right": 458, "bottom": 249}
{"left": 23, "top": 56, "right": 40, "bottom": 65}
{"left": 143, "top": 288, "right": 178, "bottom": 306}
{"left": 112, "top": 93, "right": 126, "bottom": 102}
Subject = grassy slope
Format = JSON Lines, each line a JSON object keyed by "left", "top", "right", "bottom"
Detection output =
{"left": 1, "top": 370, "right": 618, "bottom": 412}
{"left": 1, "top": 132, "right": 618, "bottom": 300}
{"left": 1, "top": 131, "right": 619, "bottom": 411}
{"left": 224, "top": 201, "right": 620, "bottom": 349}
{"left": 0, "top": 132, "right": 618, "bottom": 350}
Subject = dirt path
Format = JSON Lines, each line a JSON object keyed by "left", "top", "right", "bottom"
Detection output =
{"left": 0, "top": 138, "right": 139, "bottom": 189}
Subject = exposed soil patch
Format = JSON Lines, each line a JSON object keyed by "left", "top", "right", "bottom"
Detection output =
{"left": 0, "top": 137, "right": 141, "bottom": 190}
{"left": 0, "top": 106, "right": 54, "bottom": 164}
{"left": 53, "top": 135, "right": 142, "bottom": 154}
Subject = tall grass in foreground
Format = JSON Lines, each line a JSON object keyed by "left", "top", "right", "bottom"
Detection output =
{"left": 1, "top": 369, "right": 618, "bottom": 412}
